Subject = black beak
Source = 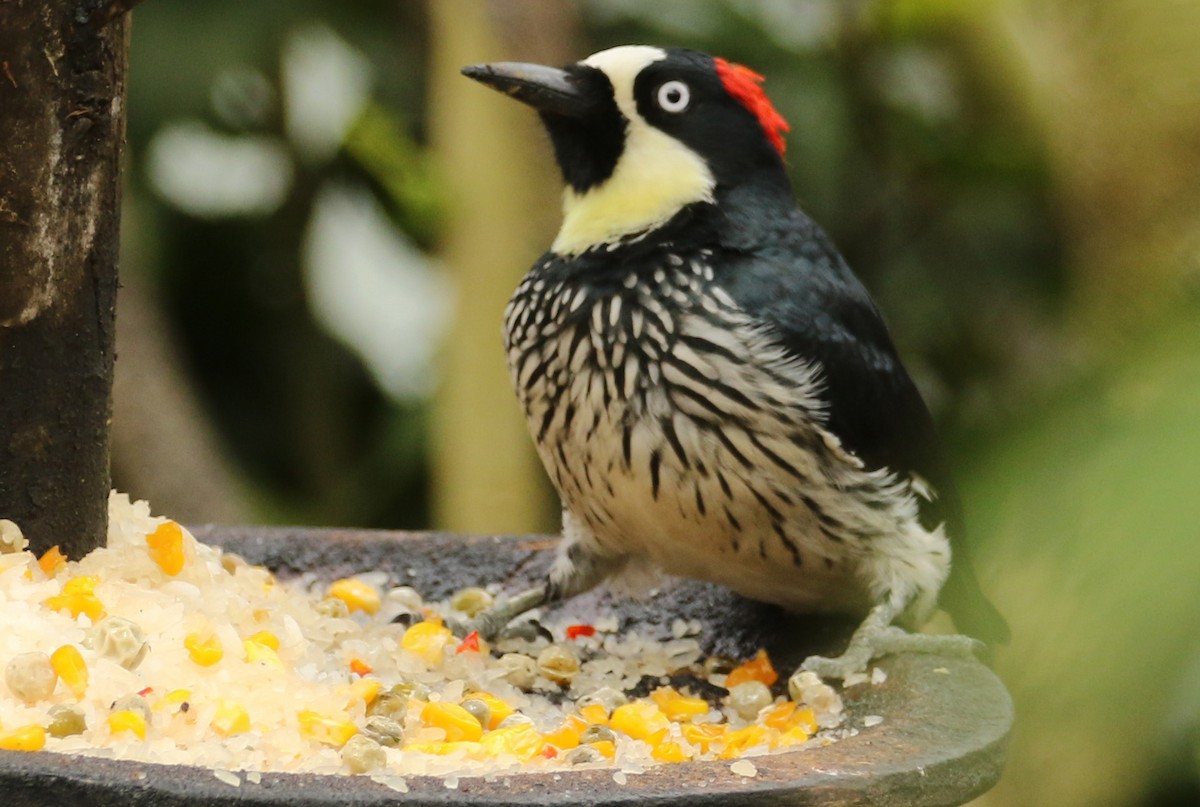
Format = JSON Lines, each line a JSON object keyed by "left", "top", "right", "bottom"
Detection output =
{"left": 461, "top": 62, "right": 597, "bottom": 119}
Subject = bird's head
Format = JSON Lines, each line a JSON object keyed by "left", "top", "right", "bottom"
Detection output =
{"left": 463, "top": 45, "right": 791, "bottom": 255}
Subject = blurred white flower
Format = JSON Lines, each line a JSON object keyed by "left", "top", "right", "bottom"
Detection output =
{"left": 146, "top": 121, "right": 293, "bottom": 218}
{"left": 282, "top": 23, "right": 372, "bottom": 162}
{"left": 302, "top": 184, "right": 452, "bottom": 399}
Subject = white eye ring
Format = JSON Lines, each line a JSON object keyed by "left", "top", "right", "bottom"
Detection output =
{"left": 657, "top": 80, "right": 690, "bottom": 113}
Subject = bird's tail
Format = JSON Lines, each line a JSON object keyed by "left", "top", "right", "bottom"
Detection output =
{"left": 941, "top": 557, "right": 1010, "bottom": 647}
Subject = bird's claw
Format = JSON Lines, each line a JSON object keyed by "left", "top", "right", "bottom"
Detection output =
{"left": 459, "top": 585, "right": 550, "bottom": 642}
{"left": 799, "top": 647, "right": 874, "bottom": 682}
{"left": 464, "top": 612, "right": 508, "bottom": 642}
{"left": 799, "top": 626, "right": 988, "bottom": 682}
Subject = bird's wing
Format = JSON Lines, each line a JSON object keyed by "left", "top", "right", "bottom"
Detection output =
{"left": 714, "top": 231, "right": 1010, "bottom": 643}
{"left": 714, "top": 238, "right": 953, "bottom": 522}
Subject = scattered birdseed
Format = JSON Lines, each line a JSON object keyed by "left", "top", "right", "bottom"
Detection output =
{"left": 213, "top": 769, "right": 241, "bottom": 787}
{"left": 369, "top": 773, "right": 410, "bottom": 793}
{"left": 730, "top": 759, "right": 758, "bottom": 777}
{"left": 0, "top": 493, "right": 883, "bottom": 781}
{"left": 863, "top": 715, "right": 884, "bottom": 728}
{"left": 0, "top": 520, "right": 27, "bottom": 553}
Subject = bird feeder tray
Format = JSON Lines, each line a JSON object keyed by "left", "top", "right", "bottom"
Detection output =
{"left": 0, "top": 526, "right": 1012, "bottom": 806}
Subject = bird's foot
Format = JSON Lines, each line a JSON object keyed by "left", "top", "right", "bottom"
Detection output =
{"left": 462, "top": 585, "right": 548, "bottom": 641}
{"left": 798, "top": 625, "right": 986, "bottom": 682}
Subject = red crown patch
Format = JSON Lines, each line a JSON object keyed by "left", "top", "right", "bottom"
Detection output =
{"left": 714, "top": 58, "right": 790, "bottom": 157}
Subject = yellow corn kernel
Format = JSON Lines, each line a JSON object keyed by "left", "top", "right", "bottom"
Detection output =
{"left": 610, "top": 701, "right": 670, "bottom": 742}
{"left": 42, "top": 592, "right": 103, "bottom": 620}
{"left": 242, "top": 638, "right": 282, "bottom": 668}
{"left": 62, "top": 576, "right": 99, "bottom": 594}
{"left": 666, "top": 696, "right": 710, "bottom": 722}
{"left": 543, "top": 727, "right": 580, "bottom": 751}
{"left": 682, "top": 722, "right": 727, "bottom": 753}
{"left": 760, "top": 701, "right": 796, "bottom": 729}
{"left": 725, "top": 649, "right": 778, "bottom": 688}
{"left": 590, "top": 739, "right": 616, "bottom": 759}
{"left": 719, "top": 724, "right": 770, "bottom": 759}
{"left": 792, "top": 706, "right": 818, "bottom": 734}
{"left": 345, "top": 678, "right": 382, "bottom": 708}
{"left": 108, "top": 710, "right": 147, "bottom": 740}
{"left": 649, "top": 686, "right": 676, "bottom": 707}
{"left": 37, "top": 546, "right": 67, "bottom": 576}
{"left": 247, "top": 630, "right": 279, "bottom": 650}
{"left": 400, "top": 621, "right": 452, "bottom": 666}
{"left": 653, "top": 688, "right": 710, "bottom": 722}
{"left": 50, "top": 645, "right": 88, "bottom": 699}
{"left": 544, "top": 714, "right": 587, "bottom": 750}
{"left": 577, "top": 703, "right": 609, "bottom": 725}
{"left": 184, "top": 632, "right": 223, "bottom": 666}
{"left": 462, "top": 692, "right": 514, "bottom": 730}
{"left": 326, "top": 578, "right": 381, "bottom": 615}
{"left": 652, "top": 740, "right": 691, "bottom": 763}
{"left": 0, "top": 724, "right": 47, "bottom": 752}
{"left": 773, "top": 724, "right": 811, "bottom": 749}
{"left": 213, "top": 700, "right": 251, "bottom": 736}
{"left": 479, "top": 723, "right": 545, "bottom": 761}
{"left": 405, "top": 740, "right": 482, "bottom": 757}
{"left": 145, "top": 521, "right": 186, "bottom": 576}
{"left": 44, "top": 576, "right": 103, "bottom": 620}
{"left": 298, "top": 709, "right": 358, "bottom": 747}
{"left": 154, "top": 689, "right": 192, "bottom": 712}
{"left": 422, "top": 702, "right": 484, "bottom": 743}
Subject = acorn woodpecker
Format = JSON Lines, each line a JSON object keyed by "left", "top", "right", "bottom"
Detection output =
{"left": 461, "top": 45, "right": 1007, "bottom": 680}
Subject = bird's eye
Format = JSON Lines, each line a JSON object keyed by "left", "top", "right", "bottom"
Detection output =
{"left": 656, "top": 80, "right": 690, "bottom": 113}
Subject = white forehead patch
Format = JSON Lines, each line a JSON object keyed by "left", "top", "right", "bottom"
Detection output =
{"left": 553, "top": 45, "right": 714, "bottom": 255}
{"left": 582, "top": 45, "right": 667, "bottom": 118}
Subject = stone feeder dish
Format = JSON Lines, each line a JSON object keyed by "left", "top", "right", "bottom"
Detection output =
{"left": 0, "top": 526, "right": 1012, "bottom": 807}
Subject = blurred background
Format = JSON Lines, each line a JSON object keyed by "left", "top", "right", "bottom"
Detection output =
{"left": 113, "top": 1, "right": 1200, "bottom": 805}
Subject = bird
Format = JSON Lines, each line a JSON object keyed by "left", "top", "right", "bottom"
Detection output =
{"left": 460, "top": 45, "right": 1008, "bottom": 682}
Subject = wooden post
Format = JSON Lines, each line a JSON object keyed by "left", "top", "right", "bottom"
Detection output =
{"left": 426, "top": 0, "right": 579, "bottom": 534}
{"left": 0, "top": 2, "right": 137, "bottom": 557}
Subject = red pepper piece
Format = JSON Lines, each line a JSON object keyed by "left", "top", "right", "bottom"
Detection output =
{"left": 565, "top": 624, "right": 596, "bottom": 640}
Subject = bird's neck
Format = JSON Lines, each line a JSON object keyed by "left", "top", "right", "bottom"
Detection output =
{"left": 550, "top": 163, "right": 797, "bottom": 258}
{"left": 710, "top": 169, "right": 799, "bottom": 251}
{"left": 550, "top": 133, "right": 717, "bottom": 257}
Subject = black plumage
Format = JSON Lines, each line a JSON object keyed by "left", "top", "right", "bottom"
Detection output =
{"left": 463, "top": 45, "right": 1008, "bottom": 675}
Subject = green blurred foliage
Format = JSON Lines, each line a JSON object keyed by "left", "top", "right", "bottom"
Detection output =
{"left": 344, "top": 102, "right": 443, "bottom": 246}
{"left": 965, "top": 307, "right": 1200, "bottom": 807}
